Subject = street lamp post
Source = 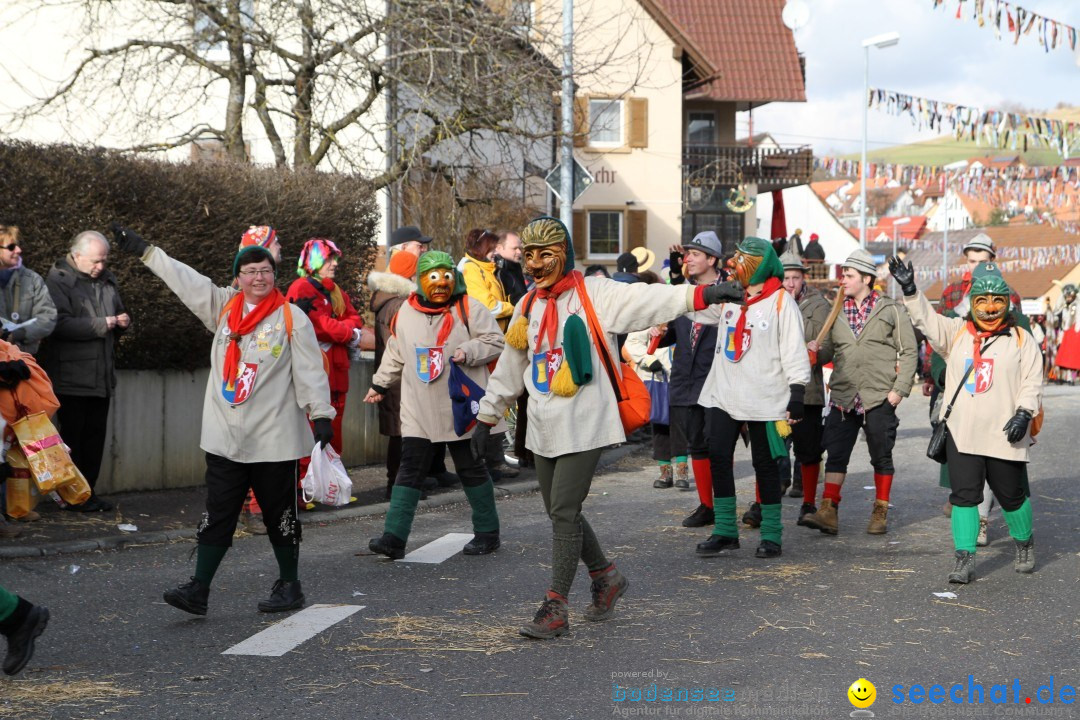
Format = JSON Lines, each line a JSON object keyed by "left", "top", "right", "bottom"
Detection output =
{"left": 860, "top": 32, "right": 900, "bottom": 248}
{"left": 891, "top": 216, "right": 910, "bottom": 297}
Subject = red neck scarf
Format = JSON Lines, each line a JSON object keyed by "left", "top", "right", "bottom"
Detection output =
{"left": 533, "top": 271, "right": 581, "bottom": 353}
{"left": 223, "top": 290, "right": 285, "bottom": 387}
{"left": 407, "top": 293, "right": 463, "bottom": 347}
{"left": 731, "top": 276, "right": 783, "bottom": 362}
{"left": 966, "top": 319, "right": 1007, "bottom": 368}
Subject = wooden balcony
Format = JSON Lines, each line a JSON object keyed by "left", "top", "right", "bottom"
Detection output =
{"left": 682, "top": 143, "right": 814, "bottom": 195}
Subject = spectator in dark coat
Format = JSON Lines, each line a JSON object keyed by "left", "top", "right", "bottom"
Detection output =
{"left": 802, "top": 233, "right": 826, "bottom": 262}
{"left": 38, "top": 231, "right": 128, "bottom": 512}
{"left": 494, "top": 230, "right": 528, "bottom": 303}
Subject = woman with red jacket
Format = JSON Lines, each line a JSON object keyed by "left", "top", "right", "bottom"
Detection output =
{"left": 286, "top": 238, "right": 364, "bottom": 459}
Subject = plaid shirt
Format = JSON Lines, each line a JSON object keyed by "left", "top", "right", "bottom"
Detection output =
{"left": 833, "top": 290, "right": 880, "bottom": 415}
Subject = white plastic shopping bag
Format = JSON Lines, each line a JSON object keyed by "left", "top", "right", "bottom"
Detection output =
{"left": 300, "top": 443, "right": 353, "bottom": 507}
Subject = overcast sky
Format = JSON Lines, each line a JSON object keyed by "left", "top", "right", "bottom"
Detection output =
{"left": 738, "top": 0, "right": 1080, "bottom": 157}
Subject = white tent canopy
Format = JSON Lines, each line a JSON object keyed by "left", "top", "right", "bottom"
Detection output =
{"left": 753, "top": 185, "right": 860, "bottom": 265}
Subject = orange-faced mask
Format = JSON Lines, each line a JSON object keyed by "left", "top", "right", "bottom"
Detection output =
{"left": 420, "top": 268, "right": 456, "bottom": 305}
{"left": 523, "top": 244, "right": 566, "bottom": 290}
{"left": 732, "top": 251, "right": 763, "bottom": 288}
{"left": 972, "top": 294, "right": 1008, "bottom": 332}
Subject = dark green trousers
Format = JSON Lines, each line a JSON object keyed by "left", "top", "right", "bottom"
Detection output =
{"left": 535, "top": 449, "right": 609, "bottom": 597}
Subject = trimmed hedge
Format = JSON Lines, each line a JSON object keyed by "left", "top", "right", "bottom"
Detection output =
{"left": 0, "top": 141, "right": 378, "bottom": 370}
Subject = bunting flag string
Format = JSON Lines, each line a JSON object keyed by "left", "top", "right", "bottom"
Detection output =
{"left": 813, "top": 154, "right": 1080, "bottom": 239}
{"left": 930, "top": 0, "right": 1080, "bottom": 57}
{"left": 867, "top": 88, "right": 1080, "bottom": 159}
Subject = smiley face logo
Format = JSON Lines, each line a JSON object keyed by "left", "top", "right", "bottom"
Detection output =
{"left": 847, "top": 678, "right": 876, "bottom": 709}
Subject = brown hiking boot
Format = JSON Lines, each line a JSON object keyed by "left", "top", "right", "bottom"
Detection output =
{"left": 800, "top": 498, "right": 838, "bottom": 535}
{"left": 653, "top": 465, "right": 673, "bottom": 489}
{"left": 584, "top": 567, "right": 629, "bottom": 622}
{"left": 866, "top": 500, "right": 889, "bottom": 535}
{"left": 673, "top": 462, "right": 691, "bottom": 490}
{"left": 519, "top": 594, "right": 569, "bottom": 639}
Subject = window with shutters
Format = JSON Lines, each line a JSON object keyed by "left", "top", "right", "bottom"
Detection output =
{"left": 588, "top": 99, "right": 624, "bottom": 148}
{"left": 588, "top": 211, "right": 623, "bottom": 258}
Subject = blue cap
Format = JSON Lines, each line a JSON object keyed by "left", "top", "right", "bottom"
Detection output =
{"left": 448, "top": 362, "right": 486, "bottom": 436}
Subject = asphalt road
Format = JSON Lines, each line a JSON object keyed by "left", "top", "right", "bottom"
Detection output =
{"left": 2, "top": 387, "right": 1079, "bottom": 720}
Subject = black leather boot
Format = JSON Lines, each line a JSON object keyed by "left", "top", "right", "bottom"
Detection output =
{"left": 695, "top": 535, "right": 740, "bottom": 557}
{"left": 463, "top": 532, "right": 501, "bottom": 555}
{"left": 369, "top": 532, "right": 406, "bottom": 560}
{"left": 163, "top": 577, "right": 210, "bottom": 616}
{"left": 258, "top": 580, "right": 305, "bottom": 612}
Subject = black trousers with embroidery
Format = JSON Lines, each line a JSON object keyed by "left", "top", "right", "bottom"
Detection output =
{"left": 197, "top": 453, "right": 300, "bottom": 548}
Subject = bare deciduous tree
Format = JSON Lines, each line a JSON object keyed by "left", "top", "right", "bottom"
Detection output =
{"left": 3, "top": 0, "right": 660, "bottom": 194}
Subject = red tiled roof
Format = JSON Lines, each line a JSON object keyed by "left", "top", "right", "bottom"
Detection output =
{"left": 646, "top": 0, "right": 806, "bottom": 105}
{"left": 811, "top": 179, "right": 850, "bottom": 202}
{"left": 870, "top": 215, "right": 928, "bottom": 239}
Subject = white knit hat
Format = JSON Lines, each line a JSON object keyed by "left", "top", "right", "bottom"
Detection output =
{"left": 843, "top": 248, "right": 878, "bottom": 276}
{"left": 962, "top": 233, "right": 996, "bottom": 258}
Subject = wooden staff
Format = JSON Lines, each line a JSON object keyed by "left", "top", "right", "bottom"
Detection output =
{"left": 814, "top": 287, "right": 846, "bottom": 347}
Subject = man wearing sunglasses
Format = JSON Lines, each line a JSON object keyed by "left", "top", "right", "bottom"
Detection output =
{"left": 0, "top": 222, "right": 57, "bottom": 355}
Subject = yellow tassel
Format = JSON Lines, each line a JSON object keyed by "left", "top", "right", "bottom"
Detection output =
{"left": 550, "top": 361, "right": 579, "bottom": 397}
{"left": 775, "top": 420, "right": 792, "bottom": 439}
{"left": 506, "top": 316, "right": 529, "bottom": 350}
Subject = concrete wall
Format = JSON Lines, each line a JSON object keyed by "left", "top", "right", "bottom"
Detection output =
{"left": 93, "top": 357, "right": 386, "bottom": 493}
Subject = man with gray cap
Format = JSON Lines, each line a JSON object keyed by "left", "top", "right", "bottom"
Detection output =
{"left": 803, "top": 248, "right": 917, "bottom": 536}
{"left": 653, "top": 231, "right": 729, "bottom": 527}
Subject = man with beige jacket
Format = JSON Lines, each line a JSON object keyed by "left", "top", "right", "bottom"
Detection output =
{"left": 111, "top": 225, "right": 334, "bottom": 617}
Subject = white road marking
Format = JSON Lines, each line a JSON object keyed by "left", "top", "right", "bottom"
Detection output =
{"left": 222, "top": 604, "right": 364, "bottom": 657}
{"left": 399, "top": 532, "right": 473, "bottom": 564}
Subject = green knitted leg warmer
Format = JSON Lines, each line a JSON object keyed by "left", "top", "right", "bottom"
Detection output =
{"left": 712, "top": 496, "right": 738, "bottom": 539}
{"left": 463, "top": 480, "right": 500, "bottom": 534}
{"left": 951, "top": 505, "right": 980, "bottom": 554}
{"left": 759, "top": 503, "right": 783, "bottom": 546}
{"left": 384, "top": 485, "right": 422, "bottom": 543}
{"left": 1002, "top": 498, "right": 1033, "bottom": 543}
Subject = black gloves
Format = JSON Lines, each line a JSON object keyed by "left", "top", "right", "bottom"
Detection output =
{"left": 313, "top": 417, "right": 334, "bottom": 449}
{"left": 1003, "top": 409, "right": 1032, "bottom": 443}
{"left": 645, "top": 359, "right": 664, "bottom": 373}
{"left": 668, "top": 250, "right": 684, "bottom": 285}
{"left": 0, "top": 360, "right": 31, "bottom": 388}
{"left": 702, "top": 280, "right": 744, "bottom": 305}
{"left": 888, "top": 256, "right": 917, "bottom": 297}
{"left": 109, "top": 223, "right": 149, "bottom": 256}
{"left": 787, "top": 384, "right": 805, "bottom": 422}
{"left": 291, "top": 296, "right": 316, "bottom": 316}
{"left": 470, "top": 420, "right": 493, "bottom": 462}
